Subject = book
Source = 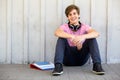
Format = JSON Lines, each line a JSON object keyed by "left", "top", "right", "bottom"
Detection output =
{"left": 30, "top": 62, "right": 54, "bottom": 70}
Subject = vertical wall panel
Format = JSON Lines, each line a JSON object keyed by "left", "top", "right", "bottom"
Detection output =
{"left": 39, "top": 0, "right": 46, "bottom": 62}
{"left": 23, "top": 0, "right": 29, "bottom": 64}
{"left": 6, "top": 0, "right": 12, "bottom": 64}
{"left": 0, "top": 0, "right": 7, "bottom": 63}
{"left": 57, "top": 0, "right": 63, "bottom": 25}
{"left": 11, "top": 0, "right": 24, "bottom": 64}
{"left": 28, "top": 0, "right": 41, "bottom": 63}
{"left": 107, "top": 0, "right": 120, "bottom": 63}
{"left": 91, "top": 0, "right": 107, "bottom": 63}
{"left": 45, "top": 0, "right": 58, "bottom": 62}
{"left": 39, "top": 0, "right": 46, "bottom": 61}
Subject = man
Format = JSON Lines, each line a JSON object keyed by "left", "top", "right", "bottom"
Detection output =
{"left": 52, "top": 4, "right": 105, "bottom": 76}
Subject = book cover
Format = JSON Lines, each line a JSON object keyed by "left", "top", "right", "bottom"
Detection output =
{"left": 30, "top": 62, "right": 54, "bottom": 70}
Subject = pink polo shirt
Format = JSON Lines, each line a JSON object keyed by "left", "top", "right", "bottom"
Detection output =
{"left": 60, "top": 23, "right": 92, "bottom": 46}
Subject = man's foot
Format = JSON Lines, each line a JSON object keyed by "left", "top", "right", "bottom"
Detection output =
{"left": 52, "top": 63, "right": 63, "bottom": 76}
{"left": 92, "top": 63, "right": 105, "bottom": 75}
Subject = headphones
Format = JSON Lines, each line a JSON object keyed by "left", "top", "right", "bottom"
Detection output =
{"left": 68, "top": 21, "right": 81, "bottom": 31}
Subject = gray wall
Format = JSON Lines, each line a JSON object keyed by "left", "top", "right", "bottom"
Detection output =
{"left": 0, "top": 0, "right": 120, "bottom": 64}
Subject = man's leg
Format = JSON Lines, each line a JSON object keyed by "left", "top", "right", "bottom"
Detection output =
{"left": 53, "top": 38, "right": 66, "bottom": 76}
{"left": 87, "top": 38, "right": 101, "bottom": 63}
{"left": 54, "top": 38, "right": 66, "bottom": 64}
{"left": 87, "top": 38, "right": 105, "bottom": 75}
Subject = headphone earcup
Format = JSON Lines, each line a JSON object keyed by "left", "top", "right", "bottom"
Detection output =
{"left": 69, "top": 24, "right": 74, "bottom": 30}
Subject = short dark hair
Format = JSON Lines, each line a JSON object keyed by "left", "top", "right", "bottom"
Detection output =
{"left": 65, "top": 4, "right": 80, "bottom": 17}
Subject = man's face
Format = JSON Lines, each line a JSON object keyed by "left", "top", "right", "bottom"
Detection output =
{"left": 67, "top": 9, "right": 79, "bottom": 25}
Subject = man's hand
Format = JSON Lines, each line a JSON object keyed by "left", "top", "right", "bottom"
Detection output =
{"left": 72, "top": 35, "right": 86, "bottom": 45}
{"left": 71, "top": 35, "right": 86, "bottom": 50}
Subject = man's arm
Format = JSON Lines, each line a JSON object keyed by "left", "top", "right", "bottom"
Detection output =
{"left": 54, "top": 28, "right": 74, "bottom": 39}
{"left": 73, "top": 28, "right": 100, "bottom": 45}
{"left": 83, "top": 28, "right": 100, "bottom": 39}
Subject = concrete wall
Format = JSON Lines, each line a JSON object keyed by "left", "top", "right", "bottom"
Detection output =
{"left": 0, "top": 0, "right": 120, "bottom": 64}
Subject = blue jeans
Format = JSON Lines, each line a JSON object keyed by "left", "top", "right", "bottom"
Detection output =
{"left": 54, "top": 38, "right": 101, "bottom": 66}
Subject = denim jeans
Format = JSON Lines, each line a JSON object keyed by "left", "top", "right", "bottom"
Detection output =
{"left": 54, "top": 38, "right": 101, "bottom": 66}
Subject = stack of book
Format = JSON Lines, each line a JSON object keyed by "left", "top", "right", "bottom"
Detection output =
{"left": 30, "top": 61, "right": 54, "bottom": 70}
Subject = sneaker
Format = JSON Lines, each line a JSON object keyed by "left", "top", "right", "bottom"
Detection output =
{"left": 92, "top": 63, "right": 105, "bottom": 75}
{"left": 52, "top": 63, "right": 63, "bottom": 76}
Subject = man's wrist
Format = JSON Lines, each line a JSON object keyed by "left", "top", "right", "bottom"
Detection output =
{"left": 70, "top": 35, "right": 74, "bottom": 39}
{"left": 82, "top": 35, "right": 87, "bottom": 39}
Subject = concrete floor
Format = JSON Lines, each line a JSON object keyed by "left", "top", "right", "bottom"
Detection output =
{"left": 0, "top": 64, "right": 120, "bottom": 80}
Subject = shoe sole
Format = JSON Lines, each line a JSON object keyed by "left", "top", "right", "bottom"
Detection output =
{"left": 52, "top": 71, "right": 63, "bottom": 76}
{"left": 92, "top": 70, "right": 105, "bottom": 75}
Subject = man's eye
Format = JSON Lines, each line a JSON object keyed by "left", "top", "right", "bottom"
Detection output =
{"left": 73, "top": 12, "right": 76, "bottom": 15}
{"left": 69, "top": 14, "right": 72, "bottom": 16}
